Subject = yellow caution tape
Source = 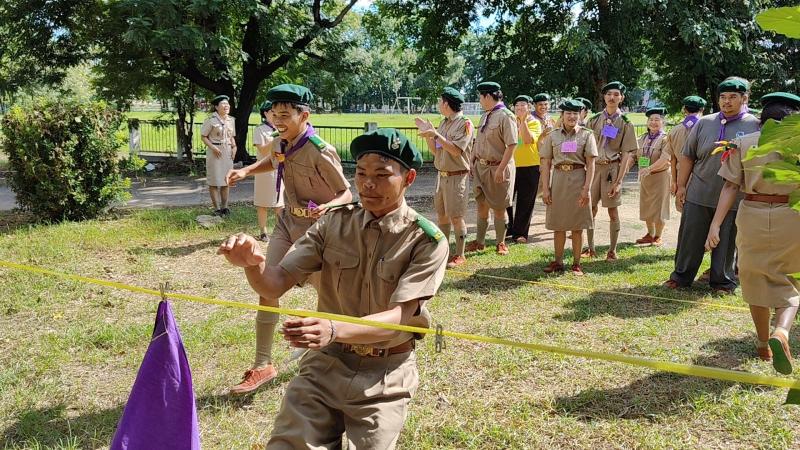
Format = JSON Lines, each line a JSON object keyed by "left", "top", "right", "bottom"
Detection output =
{"left": 447, "top": 269, "right": 749, "bottom": 312}
{"left": 1, "top": 260, "right": 799, "bottom": 392}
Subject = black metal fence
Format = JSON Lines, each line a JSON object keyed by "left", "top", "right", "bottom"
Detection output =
{"left": 132, "top": 120, "right": 662, "bottom": 163}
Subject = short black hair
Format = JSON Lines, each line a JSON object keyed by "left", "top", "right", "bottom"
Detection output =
{"left": 685, "top": 105, "right": 703, "bottom": 114}
{"left": 272, "top": 101, "right": 310, "bottom": 114}
{"left": 441, "top": 96, "right": 463, "bottom": 112}
{"left": 481, "top": 91, "right": 503, "bottom": 101}
{"left": 760, "top": 101, "right": 800, "bottom": 125}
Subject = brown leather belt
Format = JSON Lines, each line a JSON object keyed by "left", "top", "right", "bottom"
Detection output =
{"left": 439, "top": 169, "right": 470, "bottom": 177}
{"left": 339, "top": 340, "right": 415, "bottom": 357}
{"left": 650, "top": 167, "right": 668, "bottom": 174}
{"left": 596, "top": 159, "right": 620, "bottom": 166}
{"left": 745, "top": 194, "right": 790, "bottom": 203}
{"left": 555, "top": 164, "right": 584, "bottom": 172}
{"left": 478, "top": 158, "right": 502, "bottom": 166}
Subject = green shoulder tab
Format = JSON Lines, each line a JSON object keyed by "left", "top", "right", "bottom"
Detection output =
{"left": 502, "top": 108, "right": 516, "bottom": 118}
{"left": 415, "top": 215, "right": 444, "bottom": 242}
{"left": 621, "top": 114, "right": 630, "bottom": 123}
{"left": 270, "top": 131, "right": 280, "bottom": 138}
{"left": 308, "top": 135, "right": 327, "bottom": 151}
{"left": 588, "top": 112, "right": 602, "bottom": 122}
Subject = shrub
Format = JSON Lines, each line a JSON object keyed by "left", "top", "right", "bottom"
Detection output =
{"left": 1, "top": 98, "right": 131, "bottom": 221}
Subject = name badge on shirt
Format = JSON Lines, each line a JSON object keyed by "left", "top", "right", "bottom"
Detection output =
{"left": 561, "top": 141, "right": 578, "bottom": 153}
{"left": 638, "top": 156, "right": 651, "bottom": 168}
{"left": 602, "top": 125, "right": 619, "bottom": 139}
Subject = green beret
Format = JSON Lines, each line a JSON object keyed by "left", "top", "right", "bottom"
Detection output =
{"left": 350, "top": 128, "right": 423, "bottom": 170}
{"left": 717, "top": 79, "right": 748, "bottom": 94}
{"left": 575, "top": 97, "right": 593, "bottom": 110}
{"left": 601, "top": 81, "right": 626, "bottom": 94}
{"left": 559, "top": 99, "right": 584, "bottom": 112}
{"left": 532, "top": 93, "right": 551, "bottom": 103}
{"left": 760, "top": 92, "right": 800, "bottom": 109}
{"left": 645, "top": 107, "right": 667, "bottom": 117}
{"left": 513, "top": 95, "right": 533, "bottom": 104}
{"left": 682, "top": 95, "right": 707, "bottom": 109}
{"left": 477, "top": 82, "right": 501, "bottom": 94}
{"left": 259, "top": 100, "right": 272, "bottom": 114}
{"left": 266, "top": 84, "right": 313, "bottom": 105}
{"left": 211, "top": 95, "right": 229, "bottom": 106}
{"left": 441, "top": 87, "right": 465, "bottom": 104}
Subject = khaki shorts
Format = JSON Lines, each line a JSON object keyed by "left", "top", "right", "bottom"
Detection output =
{"left": 473, "top": 162, "right": 514, "bottom": 210}
{"left": 267, "top": 346, "right": 419, "bottom": 449}
{"left": 434, "top": 173, "right": 469, "bottom": 218}
{"left": 590, "top": 162, "right": 622, "bottom": 208}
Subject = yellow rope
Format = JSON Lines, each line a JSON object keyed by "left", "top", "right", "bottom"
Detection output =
{"left": 1, "top": 260, "right": 798, "bottom": 392}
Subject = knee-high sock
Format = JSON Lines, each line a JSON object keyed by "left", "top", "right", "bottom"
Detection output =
{"left": 476, "top": 218, "right": 489, "bottom": 245}
{"left": 495, "top": 218, "right": 507, "bottom": 244}
{"left": 254, "top": 310, "right": 279, "bottom": 369}
{"left": 775, "top": 306, "right": 799, "bottom": 333}
{"left": 439, "top": 223, "right": 451, "bottom": 245}
{"left": 586, "top": 229, "right": 595, "bottom": 251}
{"left": 455, "top": 228, "right": 467, "bottom": 257}
{"left": 609, "top": 220, "right": 621, "bottom": 253}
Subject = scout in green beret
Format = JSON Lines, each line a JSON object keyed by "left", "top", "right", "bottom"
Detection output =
{"left": 506, "top": 94, "right": 544, "bottom": 244}
{"left": 575, "top": 97, "right": 593, "bottom": 125}
{"left": 200, "top": 94, "right": 237, "bottom": 217}
{"left": 252, "top": 99, "right": 283, "bottom": 243}
{"left": 665, "top": 76, "right": 759, "bottom": 294}
{"left": 705, "top": 92, "right": 800, "bottom": 369}
{"left": 416, "top": 88, "right": 475, "bottom": 267}
{"left": 532, "top": 93, "right": 556, "bottom": 136}
{"left": 539, "top": 99, "right": 598, "bottom": 275}
{"left": 583, "top": 81, "right": 638, "bottom": 261}
{"left": 665, "top": 96, "right": 708, "bottom": 210}
{"left": 219, "top": 127, "right": 447, "bottom": 448}
{"left": 635, "top": 107, "right": 671, "bottom": 247}
{"left": 223, "top": 83, "right": 352, "bottom": 395}
{"left": 468, "top": 81, "right": 519, "bottom": 255}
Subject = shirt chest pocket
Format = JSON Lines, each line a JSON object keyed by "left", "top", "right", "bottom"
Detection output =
{"left": 322, "top": 247, "right": 360, "bottom": 294}
{"left": 376, "top": 256, "right": 407, "bottom": 303}
{"left": 288, "top": 162, "right": 318, "bottom": 190}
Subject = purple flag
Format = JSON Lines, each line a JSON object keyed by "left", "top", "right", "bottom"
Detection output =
{"left": 111, "top": 301, "right": 200, "bottom": 450}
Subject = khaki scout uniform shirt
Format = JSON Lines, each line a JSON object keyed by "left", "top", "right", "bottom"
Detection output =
{"left": 586, "top": 110, "right": 639, "bottom": 162}
{"left": 200, "top": 113, "right": 236, "bottom": 186}
{"left": 434, "top": 112, "right": 473, "bottom": 171}
{"left": 474, "top": 107, "right": 518, "bottom": 162}
{"left": 539, "top": 126, "right": 598, "bottom": 231}
{"left": 279, "top": 201, "right": 449, "bottom": 348}
{"left": 718, "top": 131, "right": 800, "bottom": 308}
{"left": 664, "top": 115, "right": 699, "bottom": 163}
{"left": 637, "top": 132, "right": 671, "bottom": 222}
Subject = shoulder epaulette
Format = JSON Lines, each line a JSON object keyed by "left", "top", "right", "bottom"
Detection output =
{"left": 588, "top": 112, "right": 602, "bottom": 122}
{"left": 415, "top": 215, "right": 444, "bottom": 242}
{"left": 270, "top": 131, "right": 280, "bottom": 138}
{"left": 308, "top": 135, "right": 327, "bottom": 151}
{"left": 621, "top": 114, "right": 631, "bottom": 124}
{"left": 502, "top": 108, "right": 515, "bottom": 118}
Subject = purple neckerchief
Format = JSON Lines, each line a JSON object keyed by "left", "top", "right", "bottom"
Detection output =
{"left": 600, "top": 109, "right": 621, "bottom": 150}
{"left": 479, "top": 103, "right": 506, "bottom": 132}
{"left": 643, "top": 131, "right": 664, "bottom": 157}
{"left": 276, "top": 124, "right": 315, "bottom": 194}
{"left": 717, "top": 111, "right": 745, "bottom": 141}
{"left": 682, "top": 114, "right": 699, "bottom": 129}
{"left": 533, "top": 112, "right": 552, "bottom": 129}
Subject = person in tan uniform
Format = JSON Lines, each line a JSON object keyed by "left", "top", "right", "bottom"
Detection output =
{"left": 466, "top": 81, "right": 518, "bottom": 255}
{"left": 706, "top": 92, "right": 800, "bottom": 374}
{"left": 665, "top": 96, "right": 706, "bottom": 212}
{"left": 635, "top": 107, "right": 671, "bottom": 246}
{"left": 225, "top": 84, "right": 353, "bottom": 394}
{"left": 200, "top": 94, "right": 237, "bottom": 216}
{"left": 252, "top": 100, "right": 285, "bottom": 241}
{"left": 416, "top": 87, "right": 474, "bottom": 268}
{"left": 583, "top": 81, "right": 639, "bottom": 261}
{"left": 219, "top": 128, "right": 448, "bottom": 449}
{"left": 540, "top": 99, "right": 598, "bottom": 276}
{"left": 575, "top": 97, "right": 593, "bottom": 126}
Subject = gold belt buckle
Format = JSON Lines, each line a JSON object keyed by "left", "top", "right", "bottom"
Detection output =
{"left": 479, "top": 158, "right": 488, "bottom": 165}
{"left": 351, "top": 344, "right": 374, "bottom": 356}
{"left": 560, "top": 164, "right": 573, "bottom": 171}
{"left": 439, "top": 171, "right": 449, "bottom": 177}
{"left": 291, "top": 207, "right": 307, "bottom": 218}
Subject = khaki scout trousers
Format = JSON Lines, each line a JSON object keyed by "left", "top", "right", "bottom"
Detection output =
{"left": 267, "top": 345, "right": 419, "bottom": 450}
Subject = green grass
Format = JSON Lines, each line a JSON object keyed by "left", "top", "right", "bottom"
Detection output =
{"left": 2, "top": 205, "right": 797, "bottom": 449}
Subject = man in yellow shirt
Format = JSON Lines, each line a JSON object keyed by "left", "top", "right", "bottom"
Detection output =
{"left": 506, "top": 95, "right": 543, "bottom": 243}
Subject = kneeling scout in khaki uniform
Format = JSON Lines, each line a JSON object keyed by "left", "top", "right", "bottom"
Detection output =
{"left": 467, "top": 81, "right": 518, "bottom": 256}
{"left": 220, "top": 128, "right": 448, "bottom": 449}
{"left": 705, "top": 92, "right": 800, "bottom": 374}
{"left": 540, "top": 99, "right": 598, "bottom": 276}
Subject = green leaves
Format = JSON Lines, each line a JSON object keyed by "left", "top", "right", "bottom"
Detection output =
{"left": 756, "top": 6, "right": 800, "bottom": 38}
{"left": 743, "top": 115, "right": 800, "bottom": 211}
